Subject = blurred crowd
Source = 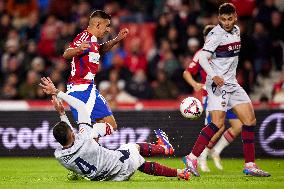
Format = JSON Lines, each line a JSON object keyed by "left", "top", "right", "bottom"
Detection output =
{"left": 0, "top": 0, "right": 283, "bottom": 108}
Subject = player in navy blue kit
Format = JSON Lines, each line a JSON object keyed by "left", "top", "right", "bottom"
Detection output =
{"left": 39, "top": 77, "right": 190, "bottom": 181}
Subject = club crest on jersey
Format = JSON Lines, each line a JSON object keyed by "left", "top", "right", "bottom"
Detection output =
{"left": 89, "top": 52, "right": 100, "bottom": 63}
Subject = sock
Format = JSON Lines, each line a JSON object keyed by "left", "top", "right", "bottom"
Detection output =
{"left": 138, "top": 162, "right": 177, "bottom": 177}
{"left": 213, "top": 129, "right": 235, "bottom": 155}
{"left": 191, "top": 122, "right": 219, "bottom": 157}
{"left": 189, "top": 153, "right": 197, "bottom": 160}
{"left": 199, "top": 147, "right": 209, "bottom": 160}
{"left": 92, "top": 123, "right": 114, "bottom": 138}
{"left": 241, "top": 125, "right": 255, "bottom": 163}
{"left": 245, "top": 162, "right": 255, "bottom": 167}
{"left": 138, "top": 143, "right": 165, "bottom": 157}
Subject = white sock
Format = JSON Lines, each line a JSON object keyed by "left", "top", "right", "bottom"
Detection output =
{"left": 245, "top": 162, "right": 255, "bottom": 167}
{"left": 212, "top": 135, "right": 230, "bottom": 155}
{"left": 177, "top": 169, "right": 182, "bottom": 176}
{"left": 189, "top": 153, "right": 197, "bottom": 160}
{"left": 92, "top": 123, "right": 114, "bottom": 138}
{"left": 199, "top": 147, "right": 209, "bottom": 160}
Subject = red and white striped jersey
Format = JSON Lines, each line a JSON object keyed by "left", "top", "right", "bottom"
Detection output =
{"left": 67, "top": 30, "right": 100, "bottom": 85}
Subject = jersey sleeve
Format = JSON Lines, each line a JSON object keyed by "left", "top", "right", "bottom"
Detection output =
{"left": 69, "top": 32, "right": 90, "bottom": 48}
{"left": 186, "top": 50, "right": 201, "bottom": 75}
{"left": 186, "top": 61, "right": 199, "bottom": 75}
{"left": 60, "top": 114, "right": 74, "bottom": 131}
{"left": 202, "top": 30, "right": 222, "bottom": 53}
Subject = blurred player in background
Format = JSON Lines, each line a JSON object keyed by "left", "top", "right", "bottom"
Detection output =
{"left": 183, "top": 3, "right": 270, "bottom": 177}
{"left": 39, "top": 77, "right": 190, "bottom": 181}
{"left": 62, "top": 10, "right": 129, "bottom": 138}
{"left": 183, "top": 25, "right": 242, "bottom": 172}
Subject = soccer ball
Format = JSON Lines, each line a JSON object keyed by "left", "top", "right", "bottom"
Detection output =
{"left": 180, "top": 97, "right": 203, "bottom": 120}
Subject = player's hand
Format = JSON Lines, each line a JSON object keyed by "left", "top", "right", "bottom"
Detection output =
{"left": 78, "top": 41, "right": 90, "bottom": 52}
{"left": 39, "top": 77, "right": 59, "bottom": 95}
{"left": 116, "top": 28, "right": 129, "bottom": 41}
{"left": 193, "top": 83, "right": 204, "bottom": 92}
{"left": 51, "top": 96, "right": 65, "bottom": 116}
{"left": 212, "top": 76, "right": 225, "bottom": 87}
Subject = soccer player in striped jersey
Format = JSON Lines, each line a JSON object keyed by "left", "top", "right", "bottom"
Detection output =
{"left": 183, "top": 3, "right": 270, "bottom": 177}
{"left": 62, "top": 10, "right": 129, "bottom": 139}
{"left": 39, "top": 77, "right": 190, "bottom": 181}
{"left": 183, "top": 25, "right": 242, "bottom": 172}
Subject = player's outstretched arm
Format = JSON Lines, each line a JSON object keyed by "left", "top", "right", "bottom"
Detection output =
{"left": 39, "top": 77, "right": 91, "bottom": 125}
{"left": 183, "top": 70, "right": 204, "bottom": 92}
{"left": 63, "top": 41, "right": 90, "bottom": 59}
{"left": 51, "top": 95, "right": 73, "bottom": 129}
{"left": 99, "top": 28, "right": 129, "bottom": 55}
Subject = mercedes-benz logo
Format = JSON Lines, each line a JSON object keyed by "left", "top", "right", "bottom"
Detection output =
{"left": 259, "top": 113, "right": 284, "bottom": 156}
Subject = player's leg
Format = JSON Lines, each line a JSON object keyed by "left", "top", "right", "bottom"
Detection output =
{"left": 199, "top": 109, "right": 225, "bottom": 172}
{"left": 183, "top": 84, "right": 230, "bottom": 176}
{"left": 115, "top": 143, "right": 190, "bottom": 181}
{"left": 212, "top": 118, "right": 242, "bottom": 157}
{"left": 183, "top": 110, "right": 225, "bottom": 176}
{"left": 210, "top": 110, "right": 242, "bottom": 170}
{"left": 137, "top": 129, "right": 174, "bottom": 157}
{"left": 91, "top": 90, "right": 117, "bottom": 137}
{"left": 96, "top": 115, "right": 117, "bottom": 130}
{"left": 231, "top": 88, "right": 270, "bottom": 176}
{"left": 138, "top": 161, "right": 190, "bottom": 180}
{"left": 198, "top": 98, "right": 212, "bottom": 172}
{"left": 134, "top": 144, "right": 189, "bottom": 181}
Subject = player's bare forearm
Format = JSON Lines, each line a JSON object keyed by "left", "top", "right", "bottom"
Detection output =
{"left": 63, "top": 41, "right": 90, "bottom": 59}
{"left": 183, "top": 70, "right": 203, "bottom": 91}
{"left": 99, "top": 38, "right": 119, "bottom": 55}
{"left": 63, "top": 47, "right": 81, "bottom": 59}
{"left": 100, "top": 28, "right": 129, "bottom": 55}
{"left": 51, "top": 96, "right": 65, "bottom": 116}
{"left": 183, "top": 70, "right": 198, "bottom": 88}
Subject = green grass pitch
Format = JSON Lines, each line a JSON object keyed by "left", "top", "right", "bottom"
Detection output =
{"left": 0, "top": 157, "right": 283, "bottom": 189}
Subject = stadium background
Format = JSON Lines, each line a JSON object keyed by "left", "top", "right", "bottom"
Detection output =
{"left": 0, "top": 0, "right": 283, "bottom": 158}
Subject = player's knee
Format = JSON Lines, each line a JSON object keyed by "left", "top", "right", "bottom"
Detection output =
{"left": 243, "top": 118, "right": 256, "bottom": 126}
{"left": 112, "top": 122, "right": 118, "bottom": 130}
{"left": 211, "top": 121, "right": 224, "bottom": 128}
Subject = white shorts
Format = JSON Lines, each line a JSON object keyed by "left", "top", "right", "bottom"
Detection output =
{"left": 206, "top": 83, "right": 251, "bottom": 112}
{"left": 112, "top": 143, "right": 145, "bottom": 181}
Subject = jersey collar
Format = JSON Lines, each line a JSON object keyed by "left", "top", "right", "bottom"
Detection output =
{"left": 218, "top": 24, "right": 236, "bottom": 34}
{"left": 85, "top": 29, "right": 98, "bottom": 42}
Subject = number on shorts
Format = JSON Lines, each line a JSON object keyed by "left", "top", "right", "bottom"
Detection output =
{"left": 221, "top": 90, "right": 227, "bottom": 99}
{"left": 118, "top": 150, "right": 130, "bottom": 163}
{"left": 74, "top": 157, "right": 97, "bottom": 174}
